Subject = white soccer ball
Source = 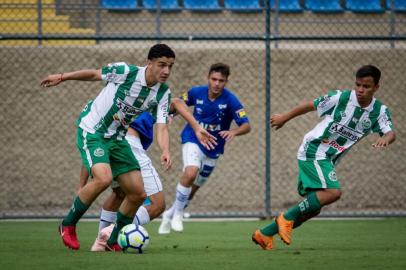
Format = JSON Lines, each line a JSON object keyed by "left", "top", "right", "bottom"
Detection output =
{"left": 117, "top": 224, "right": 150, "bottom": 253}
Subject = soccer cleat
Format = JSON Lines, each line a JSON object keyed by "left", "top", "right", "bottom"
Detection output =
{"left": 58, "top": 224, "right": 80, "bottom": 250}
{"left": 105, "top": 243, "right": 122, "bottom": 252}
{"left": 171, "top": 213, "right": 184, "bottom": 232}
{"left": 252, "top": 229, "right": 274, "bottom": 250}
{"left": 158, "top": 211, "right": 172, "bottom": 234}
{"left": 90, "top": 224, "right": 114, "bottom": 252}
{"left": 276, "top": 213, "right": 294, "bottom": 245}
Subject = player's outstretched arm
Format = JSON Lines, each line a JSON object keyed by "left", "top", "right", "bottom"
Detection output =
{"left": 372, "top": 131, "right": 396, "bottom": 148}
{"left": 170, "top": 98, "right": 217, "bottom": 150}
{"left": 270, "top": 100, "right": 315, "bottom": 130}
{"left": 40, "top": 69, "right": 102, "bottom": 88}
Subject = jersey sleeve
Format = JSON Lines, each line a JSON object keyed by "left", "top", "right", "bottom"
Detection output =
{"left": 156, "top": 90, "right": 171, "bottom": 124}
{"left": 229, "top": 95, "right": 249, "bottom": 126}
{"left": 371, "top": 105, "right": 394, "bottom": 135}
{"left": 180, "top": 88, "right": 196, "bottom": 106}
{"left": 101, "top": 62, "right": 130, "bottom": 84}
{"left": 314, "top": 90, "right": 341, "bottom": 117}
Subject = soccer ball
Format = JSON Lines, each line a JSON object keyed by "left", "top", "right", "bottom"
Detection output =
{"left": 117, "top": 224, "right": 150, "bottom": 253}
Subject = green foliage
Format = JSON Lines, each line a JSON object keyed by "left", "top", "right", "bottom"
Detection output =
{"left": 0, "top": 219, "right": 406, "bottom": 270}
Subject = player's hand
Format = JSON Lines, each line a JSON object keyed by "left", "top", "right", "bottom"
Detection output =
{"left": 160, "top": 151, "right": 172, "bottom": 171}
{"left": 195, "top": 128, "right": 217, "bottom": 150}
{"left": 372, "top": 137, "right": 390, "bottom": 148}
{"left": 270, "top": 114, "right": 287, "bottom": 130}
{"left": 40, "top": 73, "right": 63, "bottom": 88}
{"left": 219, "top": 130, "right": 236, "bottom": 142}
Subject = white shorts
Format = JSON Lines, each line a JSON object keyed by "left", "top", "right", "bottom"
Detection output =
{"left": 182, "top": 142, "right": 218, "bottom": 187}
{"left": 112, "top": 135, "right": 162, "bottom": 196}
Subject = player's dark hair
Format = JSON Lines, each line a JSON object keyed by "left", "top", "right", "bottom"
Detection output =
{"left": 209, "top": 63, "right": 230, "bottom": 78}
{"left": 356, "top": 65, "right": 381, "bottom": 85}
{"left": 148, "top": 44, "right": 176, "bottom": 60}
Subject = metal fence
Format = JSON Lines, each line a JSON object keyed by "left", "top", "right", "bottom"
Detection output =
{"left": 1, "top": 0, "right": 405, "bottom": 219}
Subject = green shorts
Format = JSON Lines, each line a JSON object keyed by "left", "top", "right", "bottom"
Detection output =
{"left": 76, "top": 127, "right": 140, "bottom": 178}
{"left": 297, "top": 159, "right": 341, "bottom": 196}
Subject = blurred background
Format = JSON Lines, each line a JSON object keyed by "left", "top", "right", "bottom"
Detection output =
{"left": 0, "top": 0, "right": 405, "bottom": 219}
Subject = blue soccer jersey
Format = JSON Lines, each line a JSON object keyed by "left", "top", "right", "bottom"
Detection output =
{"left": 129, "top": 111, "right": 155, "bottom": 150}
{"left": 180, "top": 86, "right": 249, "bottom": 158}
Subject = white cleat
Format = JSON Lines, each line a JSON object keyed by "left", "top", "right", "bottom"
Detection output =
{"left": 90, "top": 224, "right": 114, "bottom": 252}
{"left": 158, "top": 213, "right": 172, "bottom": 234}
{"left": 171, "top": 214, "right": 184, "bottom": 232}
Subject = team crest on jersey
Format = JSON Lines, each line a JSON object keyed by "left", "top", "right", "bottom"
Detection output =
{"left": 340, "top": 111, "right": 347, "bottom": 118}
{"left": 196, "top": 107, "right": 203, "bottom": 114}
{"left": 147, "top": 99, "right": 158, "bottom": 108}
{"left": 94, "top": 148, "right": 105, "bottom": 157}
{"left": 328, "top": 171, "right": 337, "bottom": 181}
{"left": 359, "top": 118, "right": 372, "bottom": 129}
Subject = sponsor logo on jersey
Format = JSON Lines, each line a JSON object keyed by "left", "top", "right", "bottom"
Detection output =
{"left": 236, "top": 109, "right": 246, "bottom": 118}
{"left": 117, "top": 98, "right": 141, "bottom": 116}
{"left": 196, "top": 99, "right": 204, "bottom": 105}
{"left": 218, "top": 104, "right": 227, "bottom": 109}
{"left": 359, "top": 118, "right": 372, "bottom": 129}
{"left": 328, "top": 171, "right": 337, "bottom": 181}
{"left": 328, "top": 140, "right": 346, "bottom": 152}
{"left": 318, "top": 95, "right": 331, "bottom": 108}
{"left": 329, "top": 123, "right": 362, "bottom": 142}
{"left": 199, "top": 122, "right": 221, "bottom": 132}
{"left": 94, "top": 148, "right": 105, "bottom": 157}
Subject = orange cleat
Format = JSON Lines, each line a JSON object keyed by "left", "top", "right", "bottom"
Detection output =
{"left": 252, "top": 229, "right": 274, "bottom": 250}
{"left": 276, "top": 213, "right": 294, "bottom": 245}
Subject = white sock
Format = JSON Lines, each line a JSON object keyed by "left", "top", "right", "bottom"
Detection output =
{"left": 133, "top": 206, "right": 150, "bottom": 225}
{"left": 99, "top": 209, "right": 117, "bottom": 232}
{"left": 173, "top": 183, "right": 191, "bottom": 216}
{"left": 164, "top": 204, "right": 176, "bottom": 219}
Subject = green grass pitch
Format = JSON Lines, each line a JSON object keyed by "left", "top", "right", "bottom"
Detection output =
{"left": 1, "top": 219, "right": 405, "bottom": 270}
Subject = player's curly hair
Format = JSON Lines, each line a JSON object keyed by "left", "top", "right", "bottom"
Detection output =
{"left": 209, "top": 62, "right": 230, "bottom": 78}
{"left": 148, "top": 43, "right": 176, "bottom": 60}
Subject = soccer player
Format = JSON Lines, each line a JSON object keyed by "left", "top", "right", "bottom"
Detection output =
{"left": 158, "top": 62, "right": 251, "bottom": 234}
{"left": 252, "top": 65, "right": 396, "bottom": 250}
{"left": 41, "top": 44, "right": 176, "bottom": 251}
{"left": 87, "top": 101, "right": 216, "bottom": 251}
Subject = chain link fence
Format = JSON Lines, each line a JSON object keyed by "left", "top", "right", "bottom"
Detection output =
{"left": 1, "top": 0, "right": 405, "bottom": 218}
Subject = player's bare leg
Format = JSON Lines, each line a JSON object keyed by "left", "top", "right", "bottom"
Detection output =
{"left": 105, "top": 170, "right": 146, "bottom": 251}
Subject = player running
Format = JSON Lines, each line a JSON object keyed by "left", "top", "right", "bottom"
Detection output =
{"left": 252, "top": 65, "right": 396, "bottom": 250}
{"left": 158, "top": 62, "right": 251, "bottom": 234}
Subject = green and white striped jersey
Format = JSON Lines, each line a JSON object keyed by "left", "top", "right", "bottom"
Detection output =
{"left": 297, "top": 90, "right": 393, "bottom": 164}
{"left": 76, "top": 62, "right": 171, "bottom": 139}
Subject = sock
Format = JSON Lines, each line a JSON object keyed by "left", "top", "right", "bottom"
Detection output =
{"left": 284, "top": 191, "right": 322, "bottom": 222}
{"left": 184, "top": 199, "right": 190, "bottom": 209}
{"left": 173, "top": 183, "right": 191, "bottom": 215}
{"left": 62, "top": 196, "right": 89, "bottom": 226}
{"left": 99, "top": 209, "right": 117, "bottom": 232}
{"left": 133, "top": 206, "right": 150, "bottom": 225}
{"left": 164, "top": 204, "right": 175, "bottom": 219}
{"left": 107, "top": 211, "right": 133, "bottom": 246}
{"left": 260, "top": 220, "right": 278, "bottom": 236}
